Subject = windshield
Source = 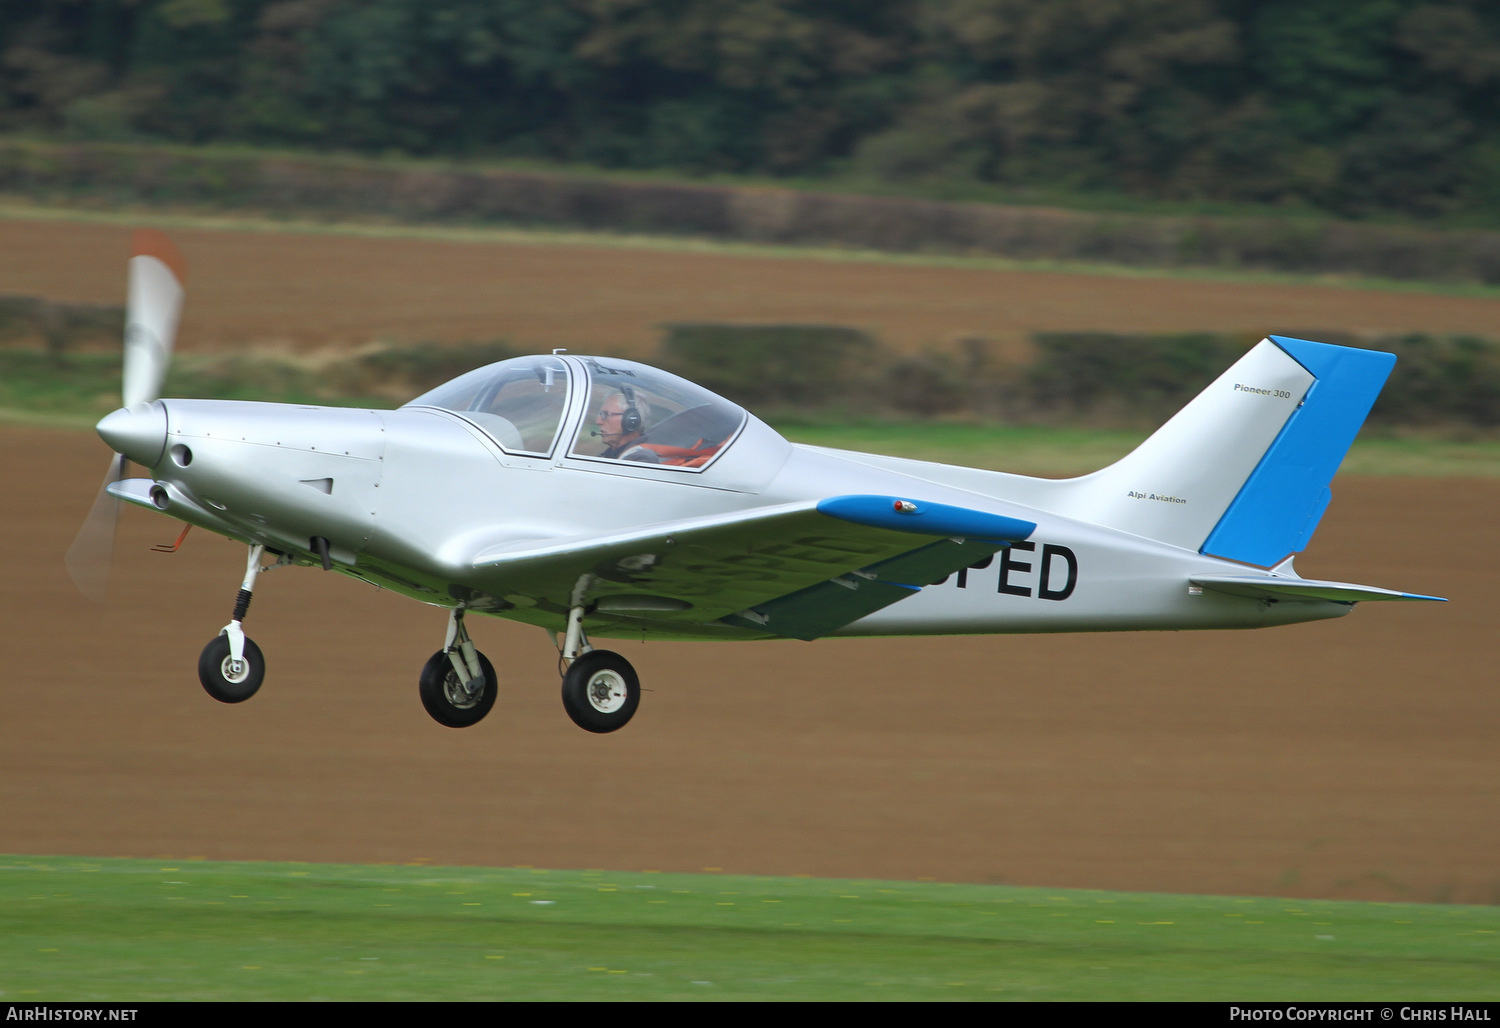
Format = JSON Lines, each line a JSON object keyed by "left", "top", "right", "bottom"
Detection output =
{"left": 405, "top": 355, "right": 570, "bottom": 455}
{"left": 571, "top": 356, "right": 746, "bottom": 469}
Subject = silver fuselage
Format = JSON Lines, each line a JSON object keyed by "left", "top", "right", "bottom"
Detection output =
{"left": 110, "top": 393, "right": 1348, "bottom": 641}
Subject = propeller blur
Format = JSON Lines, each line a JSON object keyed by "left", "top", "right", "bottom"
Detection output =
{"left": 65, "top": 230, "right": 185, "bottom": 603}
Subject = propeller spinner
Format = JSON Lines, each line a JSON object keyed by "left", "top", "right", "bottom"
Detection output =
{"left": 64, "top": 230, "right": 186, "bottom": 601}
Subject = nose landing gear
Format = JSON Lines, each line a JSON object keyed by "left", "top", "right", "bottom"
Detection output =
{"left": 199, "top": 543, "right": 271, "bottom": 703}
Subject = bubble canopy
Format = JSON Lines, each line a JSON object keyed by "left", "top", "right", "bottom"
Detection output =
{"left": 405, "top": 355, "right": 572, "bottom": 456}
{"left": 405, "top": 355, "right": 748, "bottom": 469}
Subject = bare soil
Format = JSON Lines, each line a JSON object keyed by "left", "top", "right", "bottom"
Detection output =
{"left": 2, "top": 426, "right": 1493, "bottom": 903}
{"left": 1, "top": 216, "right": 1495, "bottom": 903}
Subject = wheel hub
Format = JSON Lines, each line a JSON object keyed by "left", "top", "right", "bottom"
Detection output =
{"left": 443, "top": 671, "right": 483, "bottom": 709}
{"left": 585, "top": 669, "right": 627, "bottom": 713}
{"left": 219, "top": 655, "right": 250, "bottom": 684}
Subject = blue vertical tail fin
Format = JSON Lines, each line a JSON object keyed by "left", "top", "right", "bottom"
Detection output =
{"left": 1198, "top": 336, "right": 1394, "bottom": 566}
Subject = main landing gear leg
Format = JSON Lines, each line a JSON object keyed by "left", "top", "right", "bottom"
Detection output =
{"left": 418, "top": 607, "right": 497, "bottom": 728}
{"left": 559, "top": 604, "right": 641, "bottom": 734}
{"left": 198, "top": 543, "right": 268, "bottom": 703}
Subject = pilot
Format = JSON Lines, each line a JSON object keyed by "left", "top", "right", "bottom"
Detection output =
{"left": 595, "top": 386, "right": 660, "bottom": 462}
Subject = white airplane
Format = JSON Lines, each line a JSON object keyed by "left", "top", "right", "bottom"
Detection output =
{"left": 68, "top": 232, "right": 1444, "bottom": 733}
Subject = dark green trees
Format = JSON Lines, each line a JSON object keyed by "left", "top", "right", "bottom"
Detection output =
{"left": 5, "top": 0, "right": 1499, "bottom": 219}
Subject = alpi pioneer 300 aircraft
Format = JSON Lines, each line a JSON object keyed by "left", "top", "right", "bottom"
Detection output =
{"left": 68, "top": 232, "right": 1443, "bottom": 733}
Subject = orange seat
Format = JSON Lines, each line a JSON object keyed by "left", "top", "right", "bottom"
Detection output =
{"left": 641, "top": 438, "right": 723, "bottom": 467}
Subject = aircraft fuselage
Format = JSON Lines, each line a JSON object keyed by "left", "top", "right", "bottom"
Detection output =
{"left": 104, "top": 397, "right": 1351, "bottom": 642}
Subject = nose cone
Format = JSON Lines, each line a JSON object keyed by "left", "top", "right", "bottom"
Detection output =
{"left": 97, "top": 402, "right": 168, "bottom": 468}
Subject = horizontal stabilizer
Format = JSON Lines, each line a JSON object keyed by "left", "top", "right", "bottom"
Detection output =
{"left": 1190, "top": 574, "right": 1446, "bottom": 603}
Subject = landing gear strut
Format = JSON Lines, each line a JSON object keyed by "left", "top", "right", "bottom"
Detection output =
{"left": 558, "top": 604, "right": 640, "bottom": 734}
{"left": 418, "top": 608, "right": 497, "bottom": 728}
{"left": 199, "top": 543, "right": 268, "bottom": 703}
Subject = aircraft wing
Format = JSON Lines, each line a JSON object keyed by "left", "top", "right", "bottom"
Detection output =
{"left": 470, "top": 494, "right": 1036, "bottom": 638}
{"left": 1190, "top": 574, "right": 1446, "bottom": 603}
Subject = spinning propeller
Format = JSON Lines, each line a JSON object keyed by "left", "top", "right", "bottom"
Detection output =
{"left": 64, "top": 230, "right": 187, "bottom": 601}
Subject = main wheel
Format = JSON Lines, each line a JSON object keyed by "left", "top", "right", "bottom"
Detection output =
{"left": 561, "top": 650, "right": 640, "bottom": 734}
{"left": 419, "top": 649, "right": 497, "bottom": 728}
{"left": 198, "top": 635, "right": 265, "bottom": 703}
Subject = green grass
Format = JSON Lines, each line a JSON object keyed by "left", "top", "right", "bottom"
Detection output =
{"left": 0, "top": 349, "right": 401, "bottom": 424}
{"left": 778, "top": 420, "right": 1146, "bottom": 476}
{"left": 776, "top": 420, "right": 1500, "bottom": 478}
{"left": 1, "top": 856, "right": 1495, "bottom": 1001}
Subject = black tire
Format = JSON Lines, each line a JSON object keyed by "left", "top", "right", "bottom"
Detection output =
{"left": 198, "top": 635, "right": 265, "bottom": 704}
{"left": 419, "top": 649, "right": 497, "bottom": 728}
{"left": 561, "top": 650, "right": 640, "bottom": 734}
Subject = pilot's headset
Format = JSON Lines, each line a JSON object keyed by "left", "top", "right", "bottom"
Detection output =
{"left": 618, "top": 384, "right": 643, "bottom": 434}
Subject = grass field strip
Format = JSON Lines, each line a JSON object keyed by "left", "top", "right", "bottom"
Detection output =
{"left": 1, "top": 856, "right": 1495, "bottom": 1001}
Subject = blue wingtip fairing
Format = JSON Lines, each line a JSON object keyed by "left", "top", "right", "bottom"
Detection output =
{"left": 817, "top": 495, "right": 1036, "bottom": 542}
{"left": 1201, "top": 337, "right": 1396, "bottom": 568}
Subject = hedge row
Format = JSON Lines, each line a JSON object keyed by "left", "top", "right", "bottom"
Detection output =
{"left": 0, "top": 294, "right": 121, "bottom": 356}
{"left": 8, "top": 301, "right": 1497, "bottom": 429}
{"left": 8, "top": 141, "right": 1500, "bottom": 285}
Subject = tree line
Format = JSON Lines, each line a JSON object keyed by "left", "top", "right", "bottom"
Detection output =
{"left": 5, "top": 1, "right": 1500, "bottom": 221}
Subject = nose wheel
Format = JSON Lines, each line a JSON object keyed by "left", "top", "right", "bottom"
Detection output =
{"left": 199, "top": 543, "right": 275, "bottom": 704}
{"left": 199, "top": 634, "right": 265, "bottom": 703}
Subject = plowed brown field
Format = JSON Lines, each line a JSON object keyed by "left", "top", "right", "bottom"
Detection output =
{"left": 2, "top": 215, "right": 1496, "bottom": 903}
{"left": 8, "top": 217, "right": 1500, "bottom": 355}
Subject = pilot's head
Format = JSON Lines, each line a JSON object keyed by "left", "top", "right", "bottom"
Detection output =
{"left": 595, "top": 386, "right": 650, "bottom": 449}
